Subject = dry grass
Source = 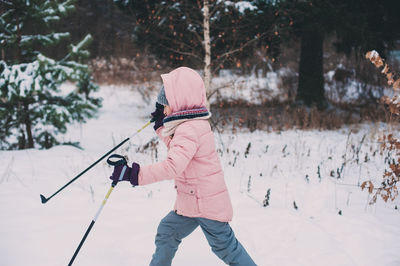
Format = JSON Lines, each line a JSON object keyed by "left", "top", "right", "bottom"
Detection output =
{"left": 89, "top": 57, "right": 164, "bottom": 84}
{"left": 210, "top": 100, "right": 395, "bottom": 133}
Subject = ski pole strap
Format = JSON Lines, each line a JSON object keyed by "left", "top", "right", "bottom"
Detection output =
{"left": 106, "top": 154, "right": 127, "bottom": 166}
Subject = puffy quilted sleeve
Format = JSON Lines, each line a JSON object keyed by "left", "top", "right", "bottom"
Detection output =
{"left": 139, "top": 123, "right": 198, "bottom": 185}
{"left": 155, "top": 126, "right": 172, "bottom": 148}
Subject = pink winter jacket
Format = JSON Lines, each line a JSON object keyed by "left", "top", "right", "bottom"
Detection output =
{"left": 138, "top": 67, "right": 233, "bottom": 222}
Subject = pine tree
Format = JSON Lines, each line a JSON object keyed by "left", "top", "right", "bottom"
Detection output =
{"left": 270, "top": 0, "right": 339, "bottom": 108}
{"left": 0, "top": 0, "right": 101, "bottom": 149}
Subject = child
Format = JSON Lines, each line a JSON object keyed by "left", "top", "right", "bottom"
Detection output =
{"left": 110, "top": 67, "right": 256, "bottom": 266}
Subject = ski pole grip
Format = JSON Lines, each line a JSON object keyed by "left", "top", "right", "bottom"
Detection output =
{"left": 107, "top": 154, "right": 128, "bottom": 186}
{"left": 106, "top": 154, "right": 127, "bottom": 166}
{"left": 113, "top": 165, "right": 128, "bottom": 186}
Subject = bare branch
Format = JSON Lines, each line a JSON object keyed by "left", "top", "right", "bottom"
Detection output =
{"left": 184, "top": 10, "right": 205, "bottom": 48}
{"left": 219, "top": 34, "right": 264, "bottom": 59}
{"left": 207, "top": 79, "right": 247, "bottom": 99}
{"left": 207, "top": 81, "right": 234, "bottom": 99}
{"left": 210, "top": 1, "right": 224, "bottom": 18}
{"left": 160, "top": 44, "right": 203, "bottom": 61}
{"left": 155, "top": 33, "right": 203, "bottom": 59}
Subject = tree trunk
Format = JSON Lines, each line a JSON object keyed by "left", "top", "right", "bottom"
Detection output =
{"left": 18, "top": 129, "right": 26, "bottom": 150}
{"left": 203, "top": 0, "right": 211, "bottom": 104}
{"left": 296, "top": 29, "right": 325, "bottom": 108}
{"left": 16, "top": 16, "right": 22, "bottom": 63}
{"left": 23, "top": 102, "right": 34, "bottom": 149}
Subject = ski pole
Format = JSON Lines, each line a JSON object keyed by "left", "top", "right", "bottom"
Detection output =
{"left": 68, "top": 155, "right": 128, "bottom": 266}
{"left": 40, "top": 120, "right": 152, "bottom": 204}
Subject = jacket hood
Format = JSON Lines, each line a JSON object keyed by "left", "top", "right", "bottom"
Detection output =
{"left": 161, "top": 67, "right": 207, "bottom": 113}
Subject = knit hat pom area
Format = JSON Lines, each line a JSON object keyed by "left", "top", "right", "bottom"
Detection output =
{"left": 157, "top": 85, "right": 169, "bottom": 106}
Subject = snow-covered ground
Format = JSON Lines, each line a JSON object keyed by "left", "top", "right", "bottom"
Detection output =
{"left": 211, "top": 69, "right": 290, "bottom": 104}
{"left": 1, "top": 85, "right": 399, "bottom": 266}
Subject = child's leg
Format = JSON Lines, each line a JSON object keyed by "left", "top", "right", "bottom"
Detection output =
{"left": 197, "top": 218, "right": 257, "bottom": 266}
{"left": 150, "top": 211, "right": 198, "bottom": 266}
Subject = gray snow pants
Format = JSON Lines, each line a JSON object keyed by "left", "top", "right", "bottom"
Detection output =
{"left": 149, "top": 211, "right": 257, "bottom": 266}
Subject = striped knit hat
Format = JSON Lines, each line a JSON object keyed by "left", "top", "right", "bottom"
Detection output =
{"left": 157, "top": 85, "right": 169, "bottom": 106}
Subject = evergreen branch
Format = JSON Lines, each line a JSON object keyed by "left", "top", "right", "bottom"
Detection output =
{"left": 60, "top": 34, "right": 92, "bottom": 63}
{"left": 0, "top": 0, "right": 13, "bottom": 6}
{"left": 72, "top": 34, "right": 93, "bottom": 53}
{"left": 20, "top": 32, "right": 70, "bottom": 47}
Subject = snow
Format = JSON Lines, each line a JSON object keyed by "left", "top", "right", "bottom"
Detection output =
{"left": 234, "top": 1, "right": 258, "bottom": 13}
{"left": 0, "top": 56, "right": 83, "bottom": 102}
{"left": 1, "top": 84, "right": 400, "bottom": 266}
{"left": 20, "top": 33, "right": 70, "bottom": 45}
{"left": 218, "top": 0, "right": 258, "bottom": 14}
{"left": 3, "top": 61, "right": 40, "bottom": 97}
{"left": 58, "top": 4, "right": 66, "bottom": 13}
{"left": 211, "top": 69, "right": 288, "bottom": 104}
{"left": 369, "top": 50, "right": 379, "bottom": 59}
{"left": 324, "top": 66, "right": 392, "bottom": 103}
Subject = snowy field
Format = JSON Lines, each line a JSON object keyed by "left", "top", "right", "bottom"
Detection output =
{"left": 1, "top": 85, "right": 400, "bottom": 266}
